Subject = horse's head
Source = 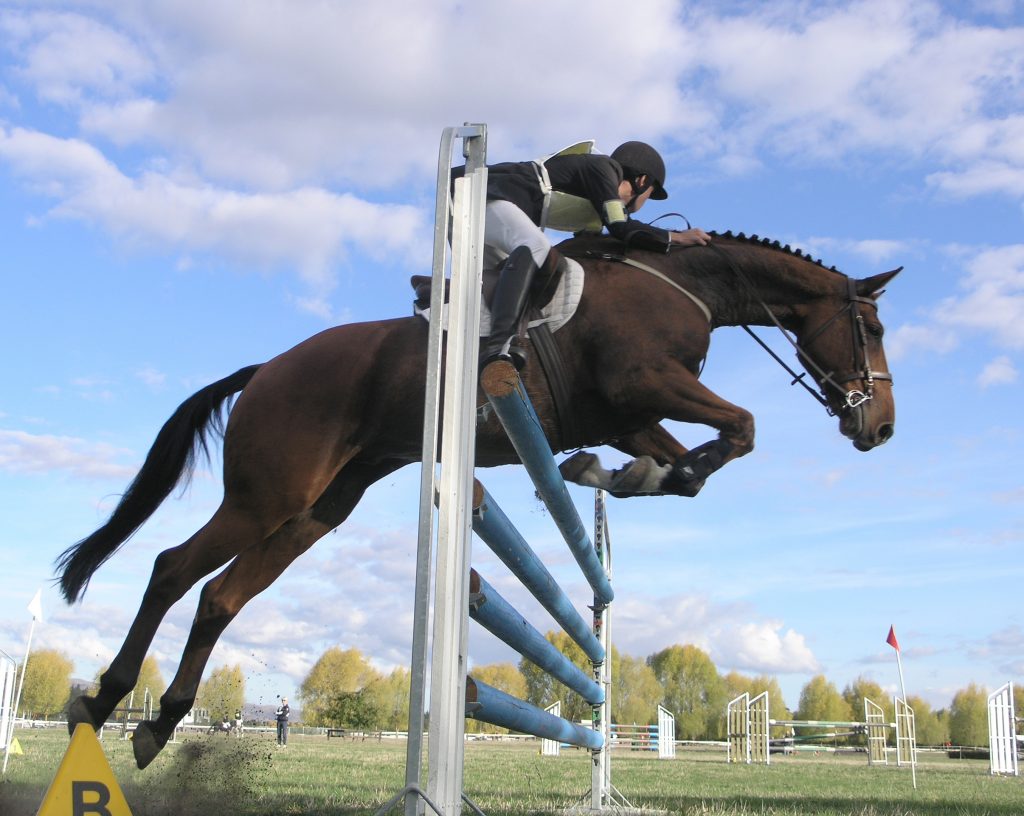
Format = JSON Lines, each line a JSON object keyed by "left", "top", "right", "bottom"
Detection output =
{"left": 797, "top": 268, "right": 900, "bottom": 451}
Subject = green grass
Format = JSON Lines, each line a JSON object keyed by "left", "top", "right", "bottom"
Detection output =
{"left": 1, "top": 728, "right": 1021, "bottom": 815}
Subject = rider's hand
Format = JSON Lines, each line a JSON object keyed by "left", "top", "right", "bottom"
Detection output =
{"left": 670, "top": 228, "right": 712, "bottom": 246}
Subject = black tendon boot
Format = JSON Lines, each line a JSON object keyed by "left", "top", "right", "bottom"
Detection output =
{"left": 480, "top": 246, "right": 538, "bottom": 371}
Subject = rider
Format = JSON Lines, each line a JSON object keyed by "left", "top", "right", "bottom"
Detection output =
{"left": 464, "top": 140, "right": 711, "bottom": 370}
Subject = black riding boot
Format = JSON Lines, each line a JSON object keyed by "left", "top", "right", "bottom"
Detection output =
{"left": 480, "top": 246, "right": 538, "bottom": 371}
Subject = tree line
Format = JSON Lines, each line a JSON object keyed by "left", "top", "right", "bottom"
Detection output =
{"left": 16, "top": 643, "right": 1021, "bottom": 747}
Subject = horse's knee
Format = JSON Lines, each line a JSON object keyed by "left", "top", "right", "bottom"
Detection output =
{"left": 727, "top": 409, "right": 756, "bottom": 456}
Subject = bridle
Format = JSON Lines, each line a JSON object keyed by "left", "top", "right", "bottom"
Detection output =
{"left": 706, "top": 243, "right": 897, "bottom": 418}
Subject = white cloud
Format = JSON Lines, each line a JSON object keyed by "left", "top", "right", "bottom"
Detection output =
{"left": 716, "top": 621, "right": 819, "bottom": 673}
{"left": 685, "top": 1, "right": 1024, "bottom": 194}
{"left": 0, "top": 10, "right": 154, "bottom": 105}
{"left": 0, "top": 1, "right": 1020, "bottom": 319}
{"left": 136, "top": 366, "right": 166, "bottom": 390}
{"left": 2, "top": 0, "right": 702, "bottom": 191}
{"left": 805, "top": 236, "right": 911, "bottom": 266}
{"left": 885, "top": 244, "right": 1024, "bottom": 360}
{"left": 0, "top": 125, "right": 428, "bottom": 313}
{"left": 928, "top": 160, "right": 1024, "bottom": 198}
{"left": 612, "top": 593, "right": 819, "bottom": 674}
{"left": 1, "top": 2, "right": 1021, "bottom": 203}
{"left": 0, "top": 428, "right": 136, "bottom": 479}
{"left": 937, "top": 244, "right": 1024, "bottom": 349}
{"left": 978, "top": 355, "right": 1018, "bottom": 387}
{"left": 884, "top": 322, "right": 959, "bottom": 361}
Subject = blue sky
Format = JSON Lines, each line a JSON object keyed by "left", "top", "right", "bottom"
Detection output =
{"left": 1, "top": 0, "right": 1022, "bottom": 715}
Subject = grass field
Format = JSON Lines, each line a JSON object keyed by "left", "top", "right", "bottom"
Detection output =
{"left": 1, "top": 728, "right": 1021, "bottom": 815}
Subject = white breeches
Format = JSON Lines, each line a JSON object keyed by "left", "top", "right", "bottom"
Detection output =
{"left": 484, "top": 200, "right": 551, "bottom": 271}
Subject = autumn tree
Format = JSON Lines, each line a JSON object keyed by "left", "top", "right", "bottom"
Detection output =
{"left": 648, "top": 644, "right": 726, "bottom": 740}
{"left": 842, "top": 677, "right": 890, "bottom": 722}
{"left": 842, "top": 676, "right": 890, "bottom": 746}
{"left": 468, "top": 663, "right": 528, "bottom": 734}
{"left": 949, "top": 683, "right": 988, "bottom": 746}
{"left": 520, "top": 631, "right": 591, "bottom": 724}
{"left": 722, "top": 672, "right": 791, "bottom": 738}
{"left": 905, "top": 695, "right": 949, "bottom": 746}
{"left": 299, "top": 647, "right": 382, "bottom": 726}
{"left": 364, "top": 667, "right": 411, "bottom": 732}
{"left": 20, "top": 649, "right": 74, "bottom": 720}
{"left": 795, "top": 675, "right": 852, "bottom": 738}
{"left": 327, "top": 689, "right": 383, "bottom": 730}
{"left": 613, "top": 653, "right": 662, "bottom": 726}
{"left": 196, "top": 664, "right": 246, "bottom": 721}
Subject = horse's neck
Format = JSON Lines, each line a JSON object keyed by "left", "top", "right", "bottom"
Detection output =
{"left": 677, "top": 245, "right": 830, "bottom": 329}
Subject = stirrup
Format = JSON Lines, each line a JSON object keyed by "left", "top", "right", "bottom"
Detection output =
{"left": 480, "top": 346, "right": 527, "bottom": 373}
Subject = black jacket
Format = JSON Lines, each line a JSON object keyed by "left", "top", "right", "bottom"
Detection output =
{"left": 455, "top": 153, "right": 673, "bottom": 251}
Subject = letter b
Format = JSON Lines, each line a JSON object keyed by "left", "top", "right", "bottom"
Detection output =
{"left": 72, "top": 781, "right": 112, "bottom": 816}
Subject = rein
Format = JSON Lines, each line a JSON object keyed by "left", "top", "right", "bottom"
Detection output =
{"left": 705, "top": 243, "right": 895, "bottom": 417}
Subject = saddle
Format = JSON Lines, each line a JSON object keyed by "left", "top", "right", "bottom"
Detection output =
{"left": 410, "top": 249, "right": 584, "bottom": 337}
{"left": 410, "top": 251, "right": 586, "bottom": 449}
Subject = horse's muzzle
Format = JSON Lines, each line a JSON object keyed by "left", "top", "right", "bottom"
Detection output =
{"left": 846, "top": 411, "right": 894, "bottom": 451}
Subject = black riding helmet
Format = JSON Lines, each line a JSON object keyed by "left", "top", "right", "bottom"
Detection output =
{"left": 611, "top": 141, "right": 668, "bottom": 200}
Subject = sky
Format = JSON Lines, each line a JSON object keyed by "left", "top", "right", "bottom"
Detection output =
{"left": 1, "top": 0, "right": 1023, "bottom": 717}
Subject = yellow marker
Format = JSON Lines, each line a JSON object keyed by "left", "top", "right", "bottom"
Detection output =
{"left": 9, "top": 737, "right": 24, "bottom": 755}
{"left": 36, "top": 724, "right": 133, "bottom": 816}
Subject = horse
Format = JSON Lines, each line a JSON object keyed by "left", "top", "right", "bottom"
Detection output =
{"left": 54, "top": 231, "right": 899, "bottom": 769}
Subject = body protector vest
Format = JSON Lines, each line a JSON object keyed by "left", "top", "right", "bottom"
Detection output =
{"left": 533, "top": 141, "right": 605, "bottom": 233}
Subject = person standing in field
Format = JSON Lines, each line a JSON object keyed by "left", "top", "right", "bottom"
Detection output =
{"left": 275, "top": 697, "right": 290, "bottom": 747}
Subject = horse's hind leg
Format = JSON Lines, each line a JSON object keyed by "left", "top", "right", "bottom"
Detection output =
{"left": 131, "top": 461, "right": 400, "bottom": 769}
{"left": 67, "top": 502, "right": 278, "bottom": 735}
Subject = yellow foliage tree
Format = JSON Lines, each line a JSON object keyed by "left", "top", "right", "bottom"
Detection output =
{"left": 467, "top": 663, "right": 527, "bottom": 733}
{"left": 197, "top": 664, "right": 246, "bottom": 721}
{"left": 299, "top": 646, "right": 382, "bottom": 726}
{"left": 21, "top": 649, "right": 74, "bottom": 720}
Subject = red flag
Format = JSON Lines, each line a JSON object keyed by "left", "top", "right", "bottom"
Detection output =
{"left": 886, "top": 625, "right": 900, "bottom": 652}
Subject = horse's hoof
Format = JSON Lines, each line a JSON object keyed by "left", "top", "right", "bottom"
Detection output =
{"left": 67, "top": 696, "right": 101, "bottom": 735}
{"left": 132, "top": 720, "right": 167, "bottom": 769}
{"left": 677, "top": 478, "right": 705, "bottom": 498}
{"left": 559, "top": 452, "right": 605, "bottom": 488}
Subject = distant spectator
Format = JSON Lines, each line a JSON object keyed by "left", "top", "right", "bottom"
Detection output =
{"left": 276, "top": 698, "right": 290, "bottom": 746}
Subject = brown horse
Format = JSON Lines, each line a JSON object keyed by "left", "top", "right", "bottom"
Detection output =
{"left": 55, "top": 231, "right": 898, "bottom": 769}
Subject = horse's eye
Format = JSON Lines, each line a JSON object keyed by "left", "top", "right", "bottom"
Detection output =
{"left": 867, "top": 324, "right": 883, "bottom": 339}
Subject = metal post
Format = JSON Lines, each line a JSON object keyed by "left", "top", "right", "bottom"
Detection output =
{"left": 399, "top": 124, "right": 486, "bottom": 816}
{"left": 592, "top": 490, "right": 610, "bottom": 811}
{"left": 425, "top": 138, "right": 487, "bottom": 816}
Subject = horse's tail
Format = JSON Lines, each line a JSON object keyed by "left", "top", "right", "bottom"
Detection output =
{"left": 55, "top": 364, "right": 263, "bottom": 603}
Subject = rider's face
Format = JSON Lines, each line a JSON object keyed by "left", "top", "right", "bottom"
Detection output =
{"left": 619, "top": 176, "right": 655, "bottom": 213}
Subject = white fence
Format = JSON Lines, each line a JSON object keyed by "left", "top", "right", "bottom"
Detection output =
{"left": 988, "top": 681, "right": 1019, "bottom": 776}
{"left": 1, "top": 648, "right": 18, "bottom": 775}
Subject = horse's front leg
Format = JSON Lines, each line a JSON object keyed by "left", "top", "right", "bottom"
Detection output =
{"left": 560, "top": 423, "right": 685, "bottom": 494}
{"left": 563, "top": 368, "right": 754, "bottom": 497}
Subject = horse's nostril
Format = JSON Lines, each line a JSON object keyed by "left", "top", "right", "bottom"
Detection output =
{"left": 877, "top": 423, "right": 894, "bottom": 443}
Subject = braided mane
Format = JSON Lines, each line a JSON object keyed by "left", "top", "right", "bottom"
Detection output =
{"left": 710, "top": 230, "right": 844, "bottom": 276}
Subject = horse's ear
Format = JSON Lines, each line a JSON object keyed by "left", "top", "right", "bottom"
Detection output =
{"left": 857, "top": 267, "right": 902, "bottom": 299}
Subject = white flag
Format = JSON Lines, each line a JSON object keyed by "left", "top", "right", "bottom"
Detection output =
{"left": 27, "top": 589, "right": 43, "bottom": 622}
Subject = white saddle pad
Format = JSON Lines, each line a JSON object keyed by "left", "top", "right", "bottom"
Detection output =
{"left": 414, "top": 257, "right": 584, "bottom": 336}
